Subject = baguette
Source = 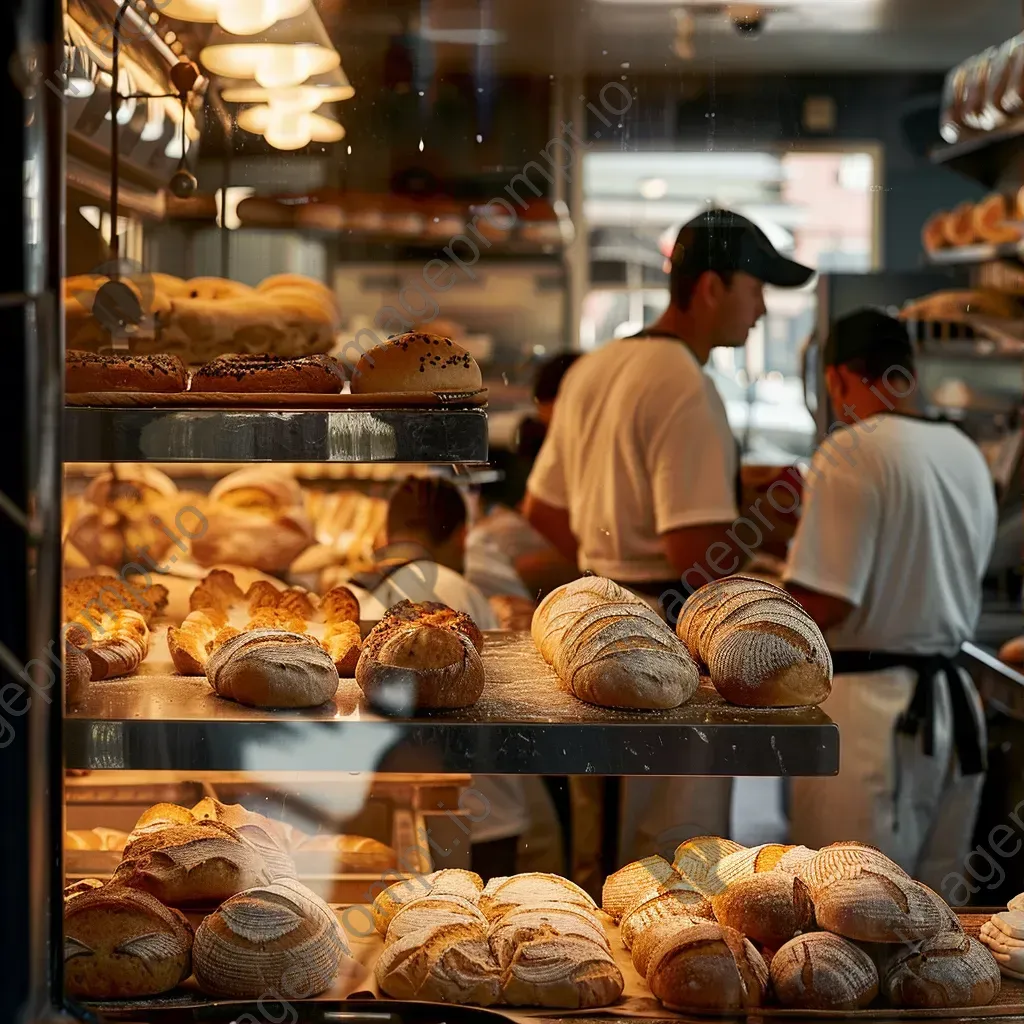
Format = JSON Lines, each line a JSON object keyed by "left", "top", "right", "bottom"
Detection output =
{"left": 193, "top": 878, "right": 352, "bottom": 998}
{"left": 64, "top": 884, "right": 194, "bottom": 999}
{"left": 771, "top": 932, "right": 879, "bottom": 1010}
{"left": 677, "top": 576, "right": 831, "bottom": 707}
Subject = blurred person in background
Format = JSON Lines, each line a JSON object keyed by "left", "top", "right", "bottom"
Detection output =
{"left": 784, "top": 309, "right": 996, "bottom": 894}
{"left": 352, "top": 477, "right": 561, "bottom": 878}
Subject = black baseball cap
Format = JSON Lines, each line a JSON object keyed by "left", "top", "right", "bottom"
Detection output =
{"left": 671, "top": 209, "right": 814, "bottom": 288}
{"left": 823, "top": 308, "right": 913, "bottom": 367}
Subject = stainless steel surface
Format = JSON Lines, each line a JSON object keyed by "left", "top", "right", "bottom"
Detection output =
{"left": 66, "top": 632, "right": 839, "bottom": 775}
{"left": 64, "top": 407, "right": 490, "bottom": 463}
{"left": 962, "top": 640, "right": 1024, "bottom": 723}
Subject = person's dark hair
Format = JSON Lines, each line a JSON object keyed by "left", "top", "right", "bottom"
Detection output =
{"left": 386, "top": 477, "right": 467, "bottom": 545}
{"left": 838, "top": 349, "right": 916, "bottom": 384}
{"left": 533, "top": 352, "right": 580, "bottom": 404}
{"left": 669, "top": 268, "right": 734, "bottom": 311}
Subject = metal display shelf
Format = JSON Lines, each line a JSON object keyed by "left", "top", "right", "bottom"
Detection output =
{"left": 931, "top": 124, "right": 1024, "bottom": 189}
{"left": 65, "top": 632, "right": 839, "bottom": 776}
{"left": 926, "top": 241, "right": 1024, "bottom": 266}
{"left": 63, "top": 407, "right": 489, "bottom": 463}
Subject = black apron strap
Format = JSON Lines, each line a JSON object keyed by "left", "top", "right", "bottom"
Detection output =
{"left": 831, "top": 650, "right": 986, "bottom": 776}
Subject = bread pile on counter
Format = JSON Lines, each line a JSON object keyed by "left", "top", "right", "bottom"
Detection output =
{"left": 532, "top": 574, "right": 831, "bottom": 710}
{"left": 372, "top": 869, "right": 624, "bottom": 1008}
{"left": 603, "top": 836, "right": 1000, "bottom": 1014}
{"left": 64, "top": 272, "right": 339, "bottom": 364}
{"left": 63, "top": 798, "right": 390, "bottom": 1000}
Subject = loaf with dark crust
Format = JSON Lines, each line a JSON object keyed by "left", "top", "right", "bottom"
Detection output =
{"left": 190, "top": 353, "right": 345, "bottom": 394}
{"left": 66, "top": 350, "right": 187, "bottom": 393}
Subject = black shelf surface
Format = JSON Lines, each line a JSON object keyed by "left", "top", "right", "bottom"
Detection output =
{"left": 63, "top": 406, "right": 489, "bottom": 463}
{"left": 925, "top": 240, "right": 1024, "bottom": 266}
{"left": 65, "top": 632, "right": 839, "bottom": 776}
{"left": 931, "top": 122, "right": 1024, "bottom": 188}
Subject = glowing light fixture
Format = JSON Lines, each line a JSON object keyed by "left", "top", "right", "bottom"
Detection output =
{"left": 236, "top": 104, "right": 345, "bottom": 150}
{"left": 219, "top": 64, "right": 353, "bottom": 109}
{"left": 200, "top": 9, "right": 339, "bottom": 89}
{"left": 160, "top": 0, "right": 310, "bottom": 36}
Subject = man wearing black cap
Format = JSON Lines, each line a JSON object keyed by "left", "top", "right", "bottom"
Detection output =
{"left": 783, "top": 308, "right": 996, "bottom": 893}
{"left": 523, "top": 209, "right": 813, "bottom": 863}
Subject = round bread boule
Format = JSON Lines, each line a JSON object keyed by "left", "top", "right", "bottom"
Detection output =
{"left": 350, "top": 332, "right": 482, "bottom": 394}
{"left": 711, "top": 872, "right": 815, "bottom": 951}
{"left": 771, "top": 932, "right": 879, "bottom": 1010}
{"left": 882, "top": 933, "right": 1000, "bottom": 1009}
{"left": 355, "top": 625, "right": 484, "bottom": 711}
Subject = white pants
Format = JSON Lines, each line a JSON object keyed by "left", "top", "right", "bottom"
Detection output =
{"left": 619, "top": 777, "right": 734, "bottom": 865}
{"left": 790, "top": 667, "right": 986, "bottom": 893}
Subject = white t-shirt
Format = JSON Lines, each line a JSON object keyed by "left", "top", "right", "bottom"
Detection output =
{"left": 527, "top": 338, "right": 738, "bottom": 581}
{"left": 353, "top": 560, "right": 498, "bottom": 629}
{"left": 784, "top": 414, "right": 997, "bottom": 656}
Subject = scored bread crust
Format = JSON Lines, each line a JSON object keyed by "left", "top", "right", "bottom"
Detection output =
{"left": 770, "top": 932, "right": 880, "bottom": 1010}
{"left": 478, "top": 873, "right": 598, "bottom": 924}
{"left": 601, "top": 855, "right": 683, "bottom": 921}
{"left": 64, "top": 884, "right": 194, "bottom": 999}
{"left": 621, "top": 889, "right": 715, "bottom": 952}
{"left": 882, "top": 933, "right": 1000, "bottom": 1009}
{"left": 671, "top": 836, "right": 746, "bottom": 894}
{"left": 350, "top": 332, "right": 482, "bottom": 394}
{"left": 710, "top": 872, "right": 815, "bottom": 950}
{"left": 631, "top": 915, "right": 707, "bottom": 980}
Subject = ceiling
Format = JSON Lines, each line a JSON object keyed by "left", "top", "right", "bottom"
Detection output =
{"left": 317, "top": 0, "right": 1021, "bottom": 76}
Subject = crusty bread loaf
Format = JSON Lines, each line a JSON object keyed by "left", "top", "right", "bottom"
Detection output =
{"left": 620, "top": 888, "right": 714, "bottom": 951}
{"left": 630, "top": 915, "right": 708, "bottom": 979}
{"left": 478, "top": 872, "right": 599, "bottom": 924}
{"left": 367, "top": 598, "right": 485, "bottom": 653}
{"left": 797, "top": 842, "right": 909, "bottom": 893}
{"left": 812, "top": 870, "right": 946, "bottom": 944}
{"left": 532, "top": 577, "right": 700, "bottom": 710}
{"left": 193, "top": 878, "right": 352, "bottom": 998}
{"left": 647, "top": 921, "right": 769, "bottom": 1012}
{"left": 355, "top": 624, "right": 485, "bottom": 711}
{"left": 499, "top": 932, "right": 624, "bottom": 1008}
{"left": 386, "top": 894, "right": 488, "bottom": 945}
{"left": 371, "top": 869, "right": 484, "bottom": 936}
{"left": 65, "top": 350, "right": 187, "bottom": 393}
{"left": 488, "top": 902, "right": 608, "bottom": 968}
{"left": 601, "top": 855, "right": 685, "bottom": 921}
{"left": 65, "top": 630, "right": 91, "bottom": 704}
{"left": 882, "top": 933, "right": 1000, "bottom": 1008}
{"left": 775, "top": 844, "right": 817, "bottom": 874}
{"left": 74, "top": 609, "right": 150, "bottom": 682}
{"left": 206, "top": 630, "right": 340, "bottom": 709}
{"left": 64, "top": 884, "right": 194, "bottom": 999}
{"left": 677, "top": 576, "right": 832, "bottom": 707}
{"left": 671, "top": 835, "right": 746, "bottom": 893}
{"left": 350, "top": 332, "right": 482, "bottom": 394}
{"left": 113, "top": 819, "right": 271, "bottom": 906}
{"left": 771, "top": 932, "right": 879, "bottom": 1010}
{"left": 711, "top": 872, "right": 815, "bottom": 950}
{"left": 190, "top": 353, "right": 345, "bottom": 394}
{"left": 134, "top": 802, "right": 196, "bottom": 830}
{"left": 691, "top": 843, "right": 792, "bottom": 896}
{"left": 323, "top": 619, "right": 362, "bottom": 676}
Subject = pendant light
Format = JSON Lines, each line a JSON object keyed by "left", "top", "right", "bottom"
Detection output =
{"left": 236, "top": 104, "right": 345, "bottom": 150}
{"left": 219, "top": 64, "right": 354, "bottom": 108}
{"left": 160, "top": 0, "right": 310, "bottom": 36}
{"left": 200, "top": 8, "right": 339, "bottom": 89}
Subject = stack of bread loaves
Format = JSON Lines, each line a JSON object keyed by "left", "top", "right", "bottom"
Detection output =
{"left": 168, "top": 568, "right": 363, "bottom": 682}
{"left": 65, "top": 272, "right": 340, "bottom": 364}
{"left": 677, "top": 575, "right": 832, "bottom": 707}
{"left": 531, "top": 576, "right": 700, "bottom": 709}
{"left": 373, "top": 869, "right": 624, "bottom": 1008}
{"left": 607, "top": 835, "right": 1000, "bottom": 1013}
{"left": 355, "top": 600, "right": 486, "bottom": 711}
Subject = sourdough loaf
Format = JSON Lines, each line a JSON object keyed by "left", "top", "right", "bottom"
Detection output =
{"left": 711, "top": 872, "right": 815, "bottom": 951}
{"left": 372, "top": 869, "right": 483, "bottom": 935}
{"left": 647, "top": 921, "right": 769, "bottom": 1012}
{"left": 500, "top": 932, "right": 623, "bottom": 1008}
{"left": 64, "top": 884, "right": 194, "bottom": 999}
{"left": 771, "top": 932, "right": 879, "bottom": 1010}
{"left": 882, "top": 933, "right": 1000, "bottom": 1008}
{"left": 206, "top": 630, "right": 340, "bottom": 709}
{"left": 350, "top": 332, "right": 482, "bottom": 393}
{"left": 620, "top": 888, "right": 714, "bottom": 952}
{"left": 385, "top": 894, "right": 488, "bottom": 945}
{"left": 478, "top": 872, "right": 598, "bottom": 923}
{"left": 532, "top": 576, "right": 700, "bottom": 710}
{"left": 677, "top": 576, "right": 832, "bottom": 707}
{"left": 630, "top": 915, "right": 708, "bottom": 979}
{"left": 193, "top": 878, "right": 352, "bottom": 998}
{"left": 601, "top": 855, "right": 687, "bottom": 921}
{"left": 671, "top": 835, "right": 746, "bottom": 892}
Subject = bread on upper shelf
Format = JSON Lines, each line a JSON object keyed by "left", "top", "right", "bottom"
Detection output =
{"left": 350, "top": 331, "right": 482, "bottom": 394}
{"left": 532, "top": 576, "right": 700, "bottom": 710}
{"left": 677, "top": 576, "right": 832, "bottom": 707}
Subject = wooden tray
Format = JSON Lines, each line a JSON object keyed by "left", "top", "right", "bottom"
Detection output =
{"left": 65, "top": 388, "right": 488, "bottom": 409}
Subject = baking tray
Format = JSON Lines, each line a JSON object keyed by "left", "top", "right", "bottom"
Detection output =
{"left": 65, "top": 389, "right": 488, "bottom": 408}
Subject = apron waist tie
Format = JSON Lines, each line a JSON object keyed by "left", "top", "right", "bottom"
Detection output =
{"left": 830, "top": 649, "right": 986, "bottom": 777}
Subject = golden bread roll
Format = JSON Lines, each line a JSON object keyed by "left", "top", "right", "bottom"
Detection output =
{"left": 771, "top": 932, "right": 879, "bottom": 1010}
{"left": 882, "top": 933, "right": 1000, "bottom": 1008}
{"left": 710, "top": 872, "right": 814, "bottom": 950}
{"left": 63, "top": 575, "right": 168, "bottom": 625}
{"left": 677, "top": 576, "right": 832, "bottom": 707}
{"left": 193, "top": 878, "right": 353, "bottom": 998}
{"left": 113, "top": 819, "right": 271, "bottom": 906}
{"left": 205, "top": 630, "right": 340, "bottom": 709}
{"left": 646, "top": 921, "right": 769, "bottom": 1012}
{"left": 64, "top": 884, "right": 194, "bottom": 999}
{"left": 323, "top": 619, "right": 362, "bottom": 676}
{"left": 620, "top": 888, "right": 714, "bottom": 952}
{"left": 349, "top": 332, "right": 482, "bottom": 393}
{"left": 355, "top": 624, "right": 485, "bottom": 711}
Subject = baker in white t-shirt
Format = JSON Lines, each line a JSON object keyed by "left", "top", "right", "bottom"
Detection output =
{"left": 783, "top": 309, "right": 997, "bottom": 894}
{"left": 523, "top": 210, "right": 814, "bottom": 864}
